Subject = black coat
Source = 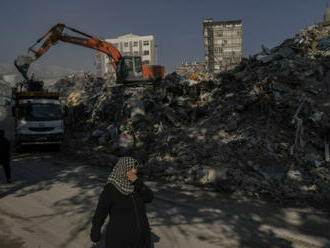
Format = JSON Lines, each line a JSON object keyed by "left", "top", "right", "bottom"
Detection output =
{"left": 91, "top": 178, "right": 153, "bottom": 248}
{"left": 0, "top": 136, "right": 10, "bottom": 165}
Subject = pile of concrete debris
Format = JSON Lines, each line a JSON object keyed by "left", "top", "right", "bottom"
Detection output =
{"left": 174, "top": 61, "right": 213, "bottom": 80}
{"left": 57, "top": 23, "right": 330, "bottom": 207}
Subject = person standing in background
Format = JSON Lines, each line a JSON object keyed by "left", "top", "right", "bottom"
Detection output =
{"left": 0, "top": 129, "right": 11, "bottom": 183}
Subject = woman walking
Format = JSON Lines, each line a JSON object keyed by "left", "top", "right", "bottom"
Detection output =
{"left": 90, "top": 157, "right": 154, "bottom": 248}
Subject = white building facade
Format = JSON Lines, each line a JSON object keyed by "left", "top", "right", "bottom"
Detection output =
{"left": 95, "top": 33, "right": 157, "bottom": 77}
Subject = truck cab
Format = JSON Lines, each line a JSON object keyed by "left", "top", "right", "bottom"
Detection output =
{"left": 12, "top": 89, "right": 65, "bottom": 150}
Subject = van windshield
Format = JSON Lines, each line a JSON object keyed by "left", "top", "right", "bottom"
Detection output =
{"left": 18, "top": 104, "right": 62, "bottom": 121}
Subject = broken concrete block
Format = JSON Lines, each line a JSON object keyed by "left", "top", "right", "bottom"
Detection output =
{"left": 257, "top": 54, "right": 277, "bottom": 63}
{"left": 92, "top": 129, "right": 104, "bottom": 138}
{"left": 277, "top": 47, "right": 295, "bottom": 58}
{"left": 98, "top": 134, "right": 107, "bottom": 145}
{"left": 196, "top": 167, "right": 228, "bottom": 185}
{"left": 226, "top": 120, "right": 238, "bottom": 132}
{"left": 118, "top": 134, "right": 134, "bottom": 149}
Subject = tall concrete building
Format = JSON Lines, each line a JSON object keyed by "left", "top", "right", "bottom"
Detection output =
{"left": 324, "top": 1, "right": 330, "bottom": 22}
{"left": 95, "top": 33, "right": 157, "bottom": 77}
{"left": 203, "top": 19, "right": 242, "bottom": 73}
{"left": 318, "top": 1, "right": 330, "bottom": 31}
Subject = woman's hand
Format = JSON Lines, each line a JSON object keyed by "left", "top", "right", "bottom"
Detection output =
{"left": 91, "top": 242, "right": 99, "bottom": 248}
{"left": 127, "top": 169, "right": 138, "bottom": 182}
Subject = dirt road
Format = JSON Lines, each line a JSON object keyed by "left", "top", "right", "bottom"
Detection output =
{"left": 1, "top": 105, "right": 330, "bottom": 248}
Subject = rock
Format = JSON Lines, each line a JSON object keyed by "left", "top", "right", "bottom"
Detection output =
{"left": 165, "top": 167, "right": 176, "bottom": 175}
{"left": 106, "top": 124, "right": 119, "bottom": 140}
{"left": 92, "top": 129, "right": 104, "bottom": 138}
{"left": 125, "top": 97, "right": 146, "bottom": 120}
{"left": 184, "top": 175, "right": 195, "bottom": 183}
{"left": 98, "top": 134, "right": 107, "bottom": 145}
{"left": 257, "top": 54, "right": 277, "bottom": 63}
{"left": 277, "top": 47, "right": 295, "bottom": 58}
{"left": 247, "top": 159, "right": 287, "bottom": 181}
{"left": 196, "top": 167, "right": 228, "bottom": 185}
{"left": 118, "top": 134, "right": 134, "bottom": 149}
{"left": 287, "top": 170, "right": 302, "bottom": 181}
{"left": 226, "top": 120, "right": 238, "bottom": 132}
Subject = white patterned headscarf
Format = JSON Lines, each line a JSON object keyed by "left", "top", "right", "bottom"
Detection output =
{"left": 107, "top": 157, "right": 139, "bottom": 195}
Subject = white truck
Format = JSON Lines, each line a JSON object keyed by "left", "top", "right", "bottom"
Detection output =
{"left": 12, "top": 88, "right": 65, "bottom": 150}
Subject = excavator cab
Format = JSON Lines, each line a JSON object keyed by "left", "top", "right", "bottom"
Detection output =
{"left": 117, "top": 56, "right": 143, "bottom": 83}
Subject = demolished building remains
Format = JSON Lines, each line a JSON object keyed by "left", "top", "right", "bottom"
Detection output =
{"left": 52, "top": 22, "right": 330, "bottom": 208}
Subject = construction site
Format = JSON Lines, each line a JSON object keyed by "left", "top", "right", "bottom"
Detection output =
{"left": 1, "top": 1, "right": 330, "bottom": 248}
{"left": 14, "top": 20, "right": 330, "bottom": 207}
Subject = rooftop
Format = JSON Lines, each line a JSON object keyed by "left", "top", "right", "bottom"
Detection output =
{"left": 203, "top": 19, "right": 242, "bottom": 26}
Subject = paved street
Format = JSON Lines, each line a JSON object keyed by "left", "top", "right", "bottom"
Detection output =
{"left": 0, "top": 151, "right": 329, "bottom": 248}
{"left": 1, "top": 105, "right": 330, "bottom": 248}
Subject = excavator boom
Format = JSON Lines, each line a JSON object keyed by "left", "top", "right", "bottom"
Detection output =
{"left": 15, "top": 23, "right": 165, "bottom": 83}
{"left": 29, "top": 24, "right": 122, "bottom": 66}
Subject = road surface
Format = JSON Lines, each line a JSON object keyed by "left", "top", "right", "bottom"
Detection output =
{"left": 1, "top": 105, "right": 330, "bottom": 248}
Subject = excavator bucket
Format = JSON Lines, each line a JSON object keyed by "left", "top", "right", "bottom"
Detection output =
{"left": 14, "top": 55, "right": 35, "bottom": 80}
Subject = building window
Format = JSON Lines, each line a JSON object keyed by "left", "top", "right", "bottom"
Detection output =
{"left": 143, "top": 50, "right": 150, "bottom": 55}
{"left": 214, "top": 47, "right": 223, "bottom": 53}
{"left": 144, "top": 60, "right": 150, "bottom": 65}
{"left": 134, "top": 57, "right": 142, "bottom": 73}
{"left": 224, "top": 47, "right": 233, "bottom": 52}
{"left": 124, "top": 42, "right": 129, "bottom": 47}
{"left": 133, "top": 41, "right": 138, "bottom": 47}
{"left": 134, "top": 51, "right": 139, "bottom": 55}
{"left": 143, "top": 41, "right": 149, "bottom": 46}
{"left": 231, "top": 39, "right": 241, "bottom": 44}
{"left": 216, "top": 32, "right": 223, "bottom": 36}
{"left": 232, "top": 47, "right": 241, "bottom": 52}
{"left": 214, "top": 39, "right": 223, "bottom": 45}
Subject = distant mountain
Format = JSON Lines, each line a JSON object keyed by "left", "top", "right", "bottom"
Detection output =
{"left": 0, "top": 63, "right": 74, "bottom": 80}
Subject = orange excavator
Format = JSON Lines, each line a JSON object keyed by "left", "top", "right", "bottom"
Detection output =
{"left": 14, "top": 23, "right": 165, "bottom": 83}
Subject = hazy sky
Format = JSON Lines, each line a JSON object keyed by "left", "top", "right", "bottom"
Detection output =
{"left": 0, "top": 0, "right": 328, "bottom": 73}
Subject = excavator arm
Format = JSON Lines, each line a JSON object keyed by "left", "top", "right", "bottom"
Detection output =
{"left": 15, "top": 23, "right": 122, "bottom": 79}
{"left": 15, "top": 23, "right": 165, "bottom": 83}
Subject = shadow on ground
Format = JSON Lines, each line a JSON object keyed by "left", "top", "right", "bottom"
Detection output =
{"left": 0, "top": 149, "right": 329, "bottom": 248}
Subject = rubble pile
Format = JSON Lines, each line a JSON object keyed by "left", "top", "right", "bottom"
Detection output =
{"left": 58, "top": 24, "right": 330, "bottom": 206}
{"left": 174, "top": 62, "right": 214, "bottom": 80}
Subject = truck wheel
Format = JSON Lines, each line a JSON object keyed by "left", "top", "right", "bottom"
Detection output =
{"left": 54, "top": 144, "right": 62, "bottom": 152}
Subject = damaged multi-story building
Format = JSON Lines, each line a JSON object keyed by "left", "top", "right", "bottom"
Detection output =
{"left": 203, "top": 19, "right": 242, "bottom": 73}
{"left": 320, "top": 1, "right": 330, "bottom": 29}
{"left": 95, "top": 34, "right": 158, "bottom": 77}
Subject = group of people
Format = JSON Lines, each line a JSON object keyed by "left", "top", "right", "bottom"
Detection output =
{"left": 0, "top": 128, "right": 154, "bottom": 248}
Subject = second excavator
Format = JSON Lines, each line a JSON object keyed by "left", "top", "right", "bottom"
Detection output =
{"left": 15, "top": 23, "right": 165, "bottom": 83}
